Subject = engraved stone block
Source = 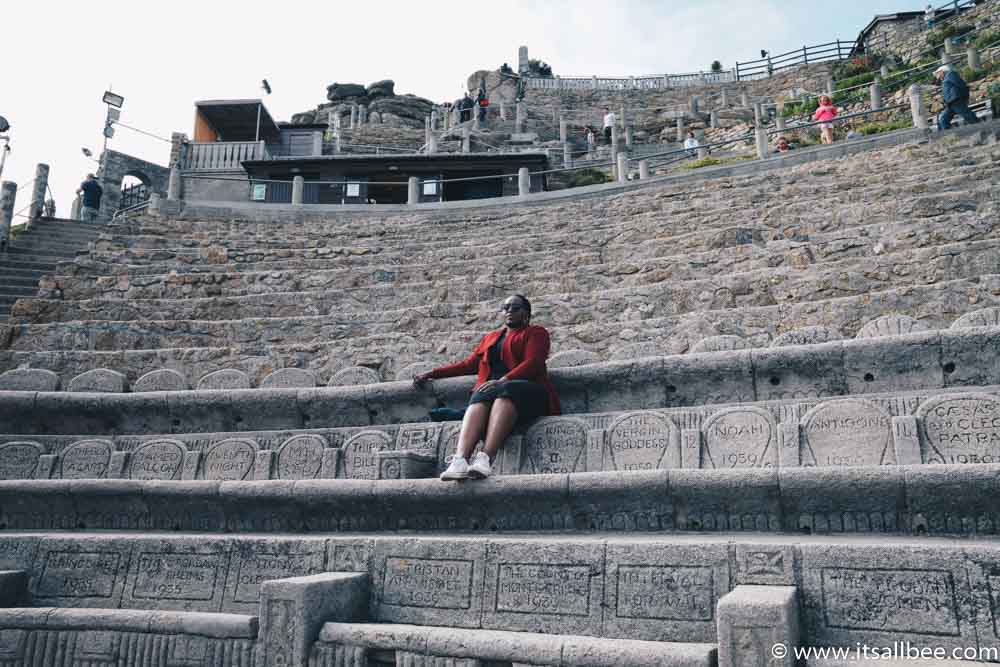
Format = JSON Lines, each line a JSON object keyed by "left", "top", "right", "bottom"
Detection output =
{"left": 605, "top": 541, "right": 729, "bottom": 642}
{"left": 547, "top": 349, "right": 601, "bottom": 368}
{"left": 394, "top": 423, "right": 442, "bottom": 453}
{"left": 0, "top": 368, "right": 59, "bottom": 392}
{"left": 856, "top": 314, "right": 928, "bottom": 338}
{"left": 261, "top": 367, "right": 318, "bottom": 389}
{"left": 319, "top": 448, "right": 341, "bottom": 479}
{"left": 197, "top": 369, "right": 251, "bottom": 391}
{"left": 779, "top": 422, "right": 800, "bottom": 467}
{"left": 734, "top": 545, "right": 796, "bottom": 586}
{"left": 329, "top": 366, "right": 381, "bottom": 386}
{"left": 201, "top": 438, "right": 257, "bottom": 480}
{"left": 520, "top": 417, "right": 590, "bottom": 474}
{"left": 917, "top": 392, "right": 1000, "bottom": 464}
{"left": 690, "top": 335, "right": 748, "bottom": 354}
{"left": 800, "top": 398, "right": 894, "bottom": 467}
{"left": 121, "top": 540, "right": 229, "bottom": 611}
{"left": 0, "top": 441, "right": 43, "bottom": 479}
{"left": 343, "top": 430, "right": 392, "bottom": 479}
{"left": 67, "top": 368, "right": 126, "bottom": 393}
{"left": 253, "top": 450, "right": 275, "bottom": 480}
{"left": 701, "top": 406, "right": 777, "bottom": 469}
{"left": 770, "top": 326, "right": 842, "bottom": 347}
{"left": 31, "top": 539, "right": 131, "bottom": 606}
{"left": 35, "top": 455, "right": 56, "bottom": 479}
{"left": 952, "top": 307, "right": 1000, "bottom": 329}
{"left": 133, "top": 368, "right": 188, "bottom": 392}
{"left": 224, "top": 538, "right": 327, "bottom": 613}
{"left": 373, "top": 538, "right": 486, "bottom": 628}
{"left": 892, "top": 416, "right": 921, "bottom": 466}
{"left": 58, "top": 439, "right": 112, "bottom": 479}
{"left": 328, "top": 538, "right": 373, "bottom": 573}
{"left": 0, "top": 629, "right": 25, "bottom": 661}
{"left": 483, "top": 540, "right": 604, "bottom": 636}
{"left": 276, "top": 434, "right": 326, "bottom": 479}
{"left": 128, "top": 439, "right": 186, "bottom": 480}
{"left": 681, "top": 429, "right": 700, "bottom": 469}
{"left": 167, "top": 635, "right": 208, "bottom": 667}
{"left": 377, "top": 450, "right": 438, "bottom": 479}
{"left": 605, "top": 411, "right": 680, "bottom": 472}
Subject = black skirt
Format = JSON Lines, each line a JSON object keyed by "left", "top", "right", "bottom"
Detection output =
{"left": 468, "top": 379, "right": 549, "bottom": 425}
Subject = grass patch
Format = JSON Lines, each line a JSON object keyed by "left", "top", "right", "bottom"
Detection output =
{"left": 853, "top": 119, "right": 912, "bottom": 135}
{"left": 564, "top": 168, "right": 611, "bottom": 187}
{"left": 680, "top": 157, "right": 727, "bottom": 170}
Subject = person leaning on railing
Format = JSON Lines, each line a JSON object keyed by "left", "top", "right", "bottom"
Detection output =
{"left": 414, "top": 295, "right": 561, "bottom": 481}
{"left": 935, "top": 65, "right": 979, "bottom": 130}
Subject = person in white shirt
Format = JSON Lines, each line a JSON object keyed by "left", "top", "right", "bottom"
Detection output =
{"left": 602, "top": 109, "right": 617, "bottom": 144}
{"left": 683, "top": 130, "right": 700, "bottom": 156}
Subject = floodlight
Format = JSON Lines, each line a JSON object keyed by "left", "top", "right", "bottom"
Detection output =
{"left": 262, "top": 79, "right": 272, "bottom": 95}
{"left": 760, "top": 50, "right": 769, "bottom": 59}
{"left": 81, "top": 148, "right": 93, "bottom": 157}
{"left": 102, "top": 91, "right": 125, "bottom": 109}
{"left": 103, "top": 126, "right": 115, "bottom": 139}
{"left": 0, "top": 116, "right": 8, "bottom": 133}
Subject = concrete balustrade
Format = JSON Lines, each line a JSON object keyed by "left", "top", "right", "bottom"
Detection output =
{"left": 617, "top": 153, "right": 628, "bottom": 183}
{"left": 871, "top": 80, "right": 883, "bottom": 111}
{"left": 910, "top": 84, "right": 928, "bottom": 129}
{"left": 0, "top": 181, "right": 15, "bottom": 249}
{"left": 408, "top": 176, "right": 420, "bottom": 204}
{"left": 291, "top": 176, "right": 304, "bottom": 206}
{"left": 29, "top": 163, "right": 49, "bottom": 223}
{"left": 518, "top": 167, "right": 530, "bottom": 196}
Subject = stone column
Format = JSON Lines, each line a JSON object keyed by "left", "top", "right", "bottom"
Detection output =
{"left": 825, "top": 74, "right": 835, "bottom": 95}
{"left": 563, "top": 142, "right": 571, "bottom": 168}
{"left": 443, "top": 109, "right": 450, "bottom": 131}
{"left": 610, "top": 125, "right": 619, "bottom": 159}
{"left": 499, "top": 102, "right": 507, "bottom": 121}
{"left": 625, "top": 126, "right": 633, "bottom": 148}
{"left": 0, "top": 182, "right": 15, "bottom": 249}
{"left": 620, "top": 105, "right": 626, "bottom": 131}
{"left": 720, "top": 88, "right": 729, "bottom": 108}
{"left": 334, "top": 132, "right": 342, "bottom": 154}
{"left": 518, "top": 167, "right": 530, "bottom": 196}
{"left": 755, "top": 127, "right": 769, "bottom": 160}
{"left": 167, "top": 166, "right": 182, "bottom": 200}
{"left": 425, "top": 116, "right": 431, "bottom": 148}
{"left": 870, "top": 80, "right": 883, "bottom": 111}
{"left": 71, "top": 194, "right": 82, "bottom": 221}
{"left": 29, "top": 163, "right": 49, "bottom": 222}
{"left": 428, "top": 131, "right": 438, "bottom": 154}
{"left": 360, "top": 106, "right": 368, "bottom": 125}
{"left": 559, "top": 118, "right": 568, "bottom": 143}
{"left": 292, "top": 176, "right": 304, "bottom": 205}
{"left": 407, "top": 176, "right": 420, "bottom": 205}
{"left": 710, "top": 110, "right": 719, "bottom": 128}
{"left": 753, "top": 103, "right": 764, "bottom": 127}
{"left": 462, "top": 127, "right": 471, "bottom": 153}
{"left": 775, "top": 114, "right": 786, "bottom": 131}
{"left": 909, "top": 84, "right": 928, "bottom": 129}
{"left": 741, "top": 89, "right": 750, "bottom": 108}
{"left": 616, "top": 153, "right": 628, "bottom": 183}
{"left": 515, "top": 102, "right": 525, "bottom": 133}
{"left": 968, "top": 45, "right": 982, "bottom": 71}
{"left": 639, "top": 160, "right": 650, "bottom": 179}
{"left": 472, "top": 107, "right": 481, "bottom": 130}
{"left": 430, "top": 109, "right": 438, "bottom": 131}
{"left": 552, "top": 107, "right": 559, "bottom": 123}
{"left": 676, "top": 116, "right": 686, "bottom": 142}
{"left": 696, "top": 129, "right": 708, "bottom": 159}
{"left": 350, "top": 105, "right": 359, "bottom": 129}
{"left": 169, "top": 132, "right": 189, "bottom": 168}
{"left": 312, "top": 131, "right": 323, "bottom": 156}
{"left": 689, "top": 96, "right": 699, "bottom": 115}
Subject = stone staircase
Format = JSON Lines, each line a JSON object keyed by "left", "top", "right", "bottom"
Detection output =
{"left": 0, "top": 125, "right": 999, "bottom": 666}
{"left": 0, "top": 218, "right": 99, "bottom": 322}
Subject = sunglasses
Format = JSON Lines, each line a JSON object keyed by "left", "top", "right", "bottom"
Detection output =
{"left": 501, "top": 303, "right": 526, "bottom": 312}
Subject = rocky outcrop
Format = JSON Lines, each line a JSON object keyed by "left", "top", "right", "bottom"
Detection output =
{"left": 292, "top": 80, "right": 436, "bottom": 129}
{"left": 326, "top": 83, "right": 367, "bottom": 102}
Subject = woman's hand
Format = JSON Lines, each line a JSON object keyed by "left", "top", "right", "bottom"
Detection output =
{"left": 476, "top": 378, "right": 506, "bottom": 393}
{"left": 413, "top": 372, "right": 433, "bottom": 388}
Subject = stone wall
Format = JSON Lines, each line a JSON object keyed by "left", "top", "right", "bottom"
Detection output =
{"left": 97, "top": 150, "right": 170, "bottom": 220}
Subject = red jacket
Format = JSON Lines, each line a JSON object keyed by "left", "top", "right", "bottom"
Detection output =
{"left": 428, "top": 325, "right": 561, "bottom": 416}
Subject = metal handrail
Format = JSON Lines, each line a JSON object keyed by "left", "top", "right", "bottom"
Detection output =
{"left": 111, "top": 199, "right": 152, "bottom": 221}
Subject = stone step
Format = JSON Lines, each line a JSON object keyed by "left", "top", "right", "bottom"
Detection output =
{"left": 22, "top": 233, "right": 1000, "bottom": 330}
{"left": 0, "top": 286, "right": 36, "bottom": 298}
{"left": 0, "top": 276, "right": 41, "bottom": 290}
{"left": 1, "top": 274, "right": 997, "bottom": 388}
{"left": 1, "top": 248, "right": 82, "bottom": 264}
{"left": 51, "top": 207, "right": 997, "bottom": 304}
{"left": 0, "top": 258, "right": 59, "bottom": 273}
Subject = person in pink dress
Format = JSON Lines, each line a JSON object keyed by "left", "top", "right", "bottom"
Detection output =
{"left": 814, "top": 95, "right": 838, "bottom": 145}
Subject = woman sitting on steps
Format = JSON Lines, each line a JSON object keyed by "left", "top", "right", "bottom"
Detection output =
{"left": 414, "top": 294, "right": 561, "bottom": 481}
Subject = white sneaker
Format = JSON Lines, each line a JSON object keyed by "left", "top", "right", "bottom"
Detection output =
{"left": 440, "top": 456, "right": 469, "bottom": 481}
{"left": 468, "top": 452, "right": 493, "bottom": 479}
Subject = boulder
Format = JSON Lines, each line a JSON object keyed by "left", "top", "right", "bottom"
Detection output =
{"left": 326, "top": 83, "right": 367, "bottom": 102}
{"left": 369, "top": 94, "right": 436, "bottom": 128}
{"left": 366, "top": 79, "right": 395, "bottom": 99}
{"left": 466, "top": 69, "right": 518, "bottom": 105}
{"left": 290, "top": 111, "right": 317, "bottom": 125}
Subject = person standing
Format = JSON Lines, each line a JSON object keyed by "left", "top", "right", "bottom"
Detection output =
{"left": 935, "top": 65, "right": 979, "bottom": 130}
{"left": 602, "top": 108, "right": 617, "bottom": 144}
{"left": 76, "top": 174, "right": 103, "bottom": 223}
{"left": 414, "top": 294, "right": 560, "bottom": 481}
{"left": 813, "top": 95, "right": 838, "bottom": 145}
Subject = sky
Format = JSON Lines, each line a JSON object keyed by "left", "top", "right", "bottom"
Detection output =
{"left": 1, "top": 0, "right": 922, "bottom": 217}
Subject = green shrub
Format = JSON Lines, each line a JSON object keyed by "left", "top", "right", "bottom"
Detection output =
{"left": 782, "top": 97, "right": 819, "bottom": 118}
{"left": 564, "top": 168, "right": 610, "bottom": 187}
{"left": 974, "top": 30, "right": 1000, "bottom": 49}
{"left": 854, "top": 119, "right": 912, "bottom": 135}
{"left": 681, "top": 157, "right": 725, "bottom": 170}
{"left": 926, "top": 24, "right": 960, "bottom": 49}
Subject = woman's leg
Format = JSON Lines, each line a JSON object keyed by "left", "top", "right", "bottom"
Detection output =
{"left": 482, "top": 397, "right": 519, "bottom": 460}
{"left": 456, "top": 402, "right": 491, "bottom": 460}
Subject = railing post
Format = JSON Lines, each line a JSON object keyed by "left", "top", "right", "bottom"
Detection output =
{"left": 428, "top": 130, "right": 438, "bottom": 154}
{"left": 71, "top": 194, "right": 82, "bottom": 221}
{"left": 430, "top": 109, "right": 438, "bottom": 131}
{"left": 638, "top": 160, "right": 650, "bottom": 179}
{"left": 741, "top": 89, "right": 750, "bottom": 108}
{"left": 735, "top": 62, "right": 741, "bottom": 81}
{"left": 710, "top": 110, "right": 720, "bottom": 128}
{"left": 696, "top": 129, "right": 708, "bottom": 160}
{"left": 518, "top": 167, "right": 530, "bottom": 196}
{"left": 775, "top": 114, "right": 786, "bottom": 131}
{"left": 755, "top": 126, "right": 769, "bottom": 160}
{"left": 592, "top": 75, "right": 598, "bottom": 89}
{"left": 515, "top": 102, "right": 525, "bottom": 133}
{"left": 836, "top": 39, "right": 842, "bottom": 59}
{"left": 625, "top": 126, "right": 633, "bottom": 148}
{"left": 825, "top": 74, "right": 834, "bottom": 95}
{"left": 312, "top": 131, "right": 323, "bottom": 157}
{"left": 499, "top": 102, "right": 507, "bottom": 121}
{"left": 870, "top": 80, "right": 883, "bottom": 111}
{"left": 689, "top": 96, "right": 699, "bottom": 115}
{"left": 29, "top": 163, "right": 49, "bottom": 223}
{"left": 350, "top": 104, "right": 359, "bottom": 129}
{"left": 334, "top": 132, "right": 342, "bottom": 155}
{"left": 616, "top": 153, "right": 628, "bottom": 183}
{"left": 676, "top": 115, "right": 686, "bottom": 143}
{"left": 407, "top": 177, "right": 420, "bottom": 205}
{"left": 803, "top": 46, "right": 808, "bottom": 65}
{"left": 168, "top": 166, "right": 182, "bottom": 201}
{"left": 968, "top": 45, "right": 982, "bottom": 71}
{"left": 292, "top": 176, "right": 304, "bottom": 206}
{"left": 720, "top": 88, "right": 729, "bottom": 108}
{"left": 462, "top": 127, "right": 471, "bottom": 153}
{"left": 909, "top": 84, "right": 929, "bottom": 129}
{"left": 0, "top": 181, "right": 15, "bottom": 249}
{"left": 425, "top": 116, "right": 432, "bottom": 148}
{"left": 257, "top": 140, "right": 266, "bottom": 160}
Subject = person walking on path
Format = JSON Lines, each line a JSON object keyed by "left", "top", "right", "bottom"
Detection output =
{"left": 814, "top": 95, "right": 838, "bottom": 145}
{"left": 414, "top": 295, "right": 560, "bottom": 481}
{"left": 935, "top": 65, "right": 979, "bottom": 130}
{"left": 76, "top": 174, "right": 103, "bottom": 223}
{"left": 602, "top": 109, "right": 617, "bottom": 144}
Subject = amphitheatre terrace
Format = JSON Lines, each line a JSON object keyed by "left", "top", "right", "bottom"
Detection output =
{"left": 2, "top": 2, "right": 1000, "bottom": 666}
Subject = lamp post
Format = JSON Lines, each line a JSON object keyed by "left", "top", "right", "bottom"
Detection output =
{"left": 100, "top": 91, "right": 124, "bottom": 170}
{"left": 0, "top": 115, "right": 10, "bottom": 182}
